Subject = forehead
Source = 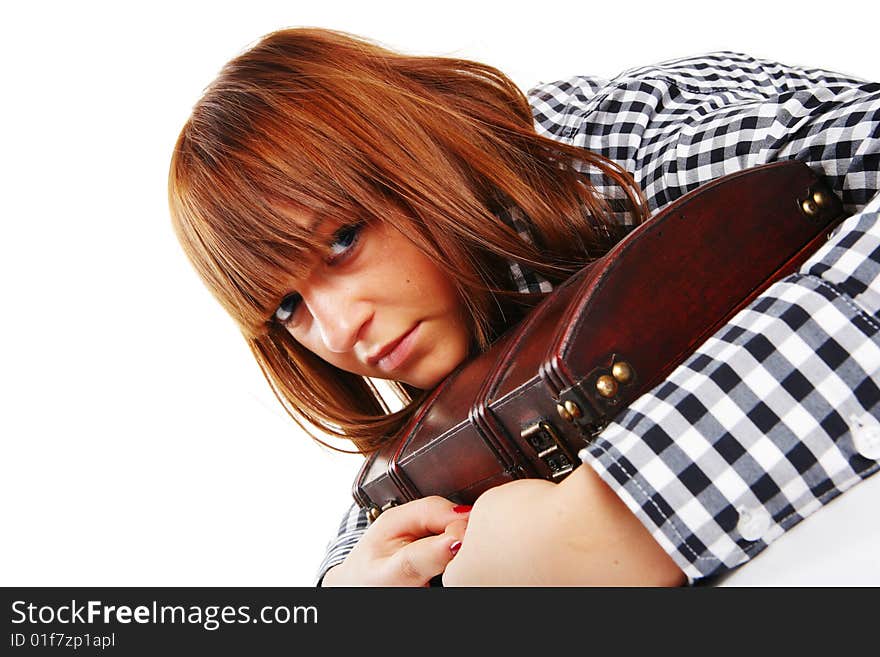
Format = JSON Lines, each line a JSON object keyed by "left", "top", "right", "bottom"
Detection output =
{"left": 264, "top": 204, "right": 351, "bottom": 285}
{"left": 272, "top": 200, "right": 324, "bottom": 232}
{"left": 275, "top": 200, "right": 354, "bottom": 242}
{"left": 267, "top": 203, "right": 337, "bottom": 260}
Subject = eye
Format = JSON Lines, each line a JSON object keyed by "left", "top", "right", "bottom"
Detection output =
{"left": 273, "top": 292, "right": 302, "bottom": 323}
{"left": 326, "top": 222, "right": 364, "bottom": 264}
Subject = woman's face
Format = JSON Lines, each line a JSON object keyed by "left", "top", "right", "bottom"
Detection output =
{"left": 273, "top": 214, "right": 472, "bottom": 389}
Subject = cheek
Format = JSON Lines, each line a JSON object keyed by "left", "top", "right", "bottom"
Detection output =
{"left": 404, "top": 252, "right": 459, "bottom": 305}
{"left": 374, "top": 225, "right": 470, "bottom": 343}
{"left": 376, "top": 235, "right": 450, "bottom": 300}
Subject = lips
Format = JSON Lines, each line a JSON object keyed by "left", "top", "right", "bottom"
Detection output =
{"left": 367, "top": 324, "right": 420, "bottom": 374}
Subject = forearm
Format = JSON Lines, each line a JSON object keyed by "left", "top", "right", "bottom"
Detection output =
{"left": 552, "top": 464, "right": 685, "bottom": 586}
{"left": 442, "top": 465, "right": 684, "bottom": 586}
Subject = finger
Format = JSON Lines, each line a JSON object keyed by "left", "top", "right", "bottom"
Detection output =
{"left": 444, "top": 518, "right": 468, "bottom": 540}
{"left": 386, "top": 532, "right": 463, "bottom": 586}
{"left": 373, "top": 496, "right": 471, "bottom": 539}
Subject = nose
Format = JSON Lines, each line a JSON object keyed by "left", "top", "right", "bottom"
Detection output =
{"left": 304, "top": 282, "right": 372, "bottom": 354}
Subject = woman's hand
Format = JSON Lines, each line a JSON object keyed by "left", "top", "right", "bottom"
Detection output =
{"left": 321, "top": 496, "right": 469, "bottom": 586}
{"left": 442, "top": 465, "right": 685, "bottom": 586}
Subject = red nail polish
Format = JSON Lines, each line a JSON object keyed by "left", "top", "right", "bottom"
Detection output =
{"left": 452, "top": 505, "right": 472, "bottom": 513}
{"left": 450, "top": 540, "right": 462, "bottom": 556}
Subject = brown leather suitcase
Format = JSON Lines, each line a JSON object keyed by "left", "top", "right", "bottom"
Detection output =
{"left": 353, "top": 161, "right": 846, "bottom": 521}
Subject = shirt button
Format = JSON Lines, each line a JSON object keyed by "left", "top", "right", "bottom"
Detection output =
{"left": 736, "top": 507, "right": 771, "bottom": 541}
{"left": 850, "top": 413, "right": 880, "bottom": 460}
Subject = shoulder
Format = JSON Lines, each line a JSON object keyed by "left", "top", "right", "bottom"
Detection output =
{"left": 610, "top": 51, "right": 868, "bottom": 93}
{"left": 527, "top": 52, "right": 784, "bottom": 143}
{"left": 528, "top": 51, "right": 874, "bottom": 126}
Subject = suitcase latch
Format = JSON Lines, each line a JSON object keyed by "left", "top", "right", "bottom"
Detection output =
{"left": 521, "top": 420, "right": 576, "bottom": 480}
{"left": 367, "top": 500, "right": 399, "bottom": 523}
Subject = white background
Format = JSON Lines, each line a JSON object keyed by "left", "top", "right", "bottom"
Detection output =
{"left": 2, "top": 0, "right": 878, "bottom": 586}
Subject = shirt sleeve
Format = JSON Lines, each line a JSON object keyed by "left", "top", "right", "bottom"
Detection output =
{"left": 582, "top": 192, "right": 880, "bottom": 581}
{"left": 314, "top": 502, "right": 369, "bottom": 585}
{"left": 529, "top": 52, "right": 880, "bottom": 582}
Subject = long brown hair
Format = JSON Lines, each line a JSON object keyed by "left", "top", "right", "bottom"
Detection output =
{"left": 168, "top": 28, "right": 645, "bottom": 453}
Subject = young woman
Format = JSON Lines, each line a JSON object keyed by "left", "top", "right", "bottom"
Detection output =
{"left": 169, "top": 28, "right": 880, "bottom": 586}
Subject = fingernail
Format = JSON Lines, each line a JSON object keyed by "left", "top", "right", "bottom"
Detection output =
{"left": 450, "top": 540, "right": 462, "bottom": 556}
{"left": 452, "top": 505, "right": 472, "bottom": 513}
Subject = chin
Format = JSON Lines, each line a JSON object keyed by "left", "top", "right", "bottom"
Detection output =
{"left": 406, "top": 353, "right": 468, "bottom": 391}
{"left": 402, "top": 371, "right": 445, "bottom": 391}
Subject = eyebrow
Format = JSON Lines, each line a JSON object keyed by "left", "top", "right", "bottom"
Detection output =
{"left": 308, "top": 215, "right": 327, "bottom": 234}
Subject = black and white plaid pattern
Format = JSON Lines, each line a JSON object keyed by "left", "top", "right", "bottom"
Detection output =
{"left": 529, "top": 52, "right": 880, "bottom": 213}
{"left": 316, "top": 52, "right": 880, "bottom": 584}
{"left": 497, "top": 205, "right": 555, "bottom": 294}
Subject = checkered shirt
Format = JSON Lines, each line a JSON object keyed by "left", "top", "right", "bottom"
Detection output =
{"left": 316, "top": 52, "right": 880, "bottom": 584}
